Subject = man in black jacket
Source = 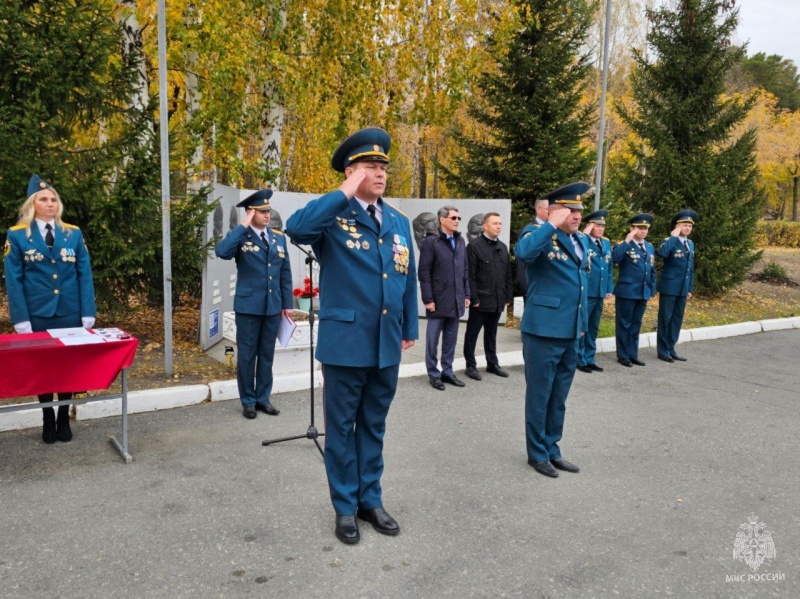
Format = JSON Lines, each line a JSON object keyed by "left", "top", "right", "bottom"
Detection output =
{"left": 463, "top": 212, "right": 514, "bottom": 380}
{"left": 418, "top": 205, "right": 470, "bottom": 390}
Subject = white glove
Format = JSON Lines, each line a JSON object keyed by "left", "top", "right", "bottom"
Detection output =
{"left": 14, "top": 321, "right": 33, "bottom": 334}
{"left": 82, "top": 316, "right": 96, "bottom": 329}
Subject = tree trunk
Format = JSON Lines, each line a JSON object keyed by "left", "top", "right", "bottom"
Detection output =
{"left": 418, "top": 135, "right": 427, "bottom": 198}
{"left": 793, "top": 175, "right": 799, "bottom": 221}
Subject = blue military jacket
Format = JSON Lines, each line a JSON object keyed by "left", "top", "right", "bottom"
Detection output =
{"left": 285, "top": 191, "right": 419, "bottom": 368}
{"left": 4, "top": 222, "right": 96, "bottom": 324}
{"left": 612, "top": 239, "right": 656, "bottom": 300}
{"left": 215, "top": 225, "right": 292, "bottom": 316}
{"left": 514, "top": 222, "right": 589, "bottom": 340}
{"left": 586, "top": 236, "right": 614, "bottom": 298}
{"left": 656, "top": 236, "right": 694, "bottom": 296}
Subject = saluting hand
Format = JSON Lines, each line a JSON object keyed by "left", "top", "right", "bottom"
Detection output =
{"left": 671, "top": 225, "right": 681, "bottom": 237}
{"left": 548, "top": 206, "right": 571, "bottom": 228}
{"left": 583, "top": 222, "right": 595, "bottom": 236}
{"left": 339, "top": 168, "right": 367, "bottom": 199}
{"left": 625, "top": 230, "right": 636, "bottom": 243}
{"left": 241, "top": 208, "right": 255, "bottom": 228}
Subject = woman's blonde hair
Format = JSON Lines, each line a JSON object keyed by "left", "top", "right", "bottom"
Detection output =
{"left": 16, "top": 188, "right": 68, "bottom": 237}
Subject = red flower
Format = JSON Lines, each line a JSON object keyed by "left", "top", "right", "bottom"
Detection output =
{"left": 292, "top": 277, "right": 319, "bottom": 298}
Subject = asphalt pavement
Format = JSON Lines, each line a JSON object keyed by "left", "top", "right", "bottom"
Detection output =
{"left": 0, "top": 329, "right": 798, "bottom": 598}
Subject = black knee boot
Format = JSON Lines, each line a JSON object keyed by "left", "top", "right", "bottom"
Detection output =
{"left": 38, "top": 394, "right": 57, "bottom": 444}
{"left": 56, "top": 393, "right": 73, "bottom": 442}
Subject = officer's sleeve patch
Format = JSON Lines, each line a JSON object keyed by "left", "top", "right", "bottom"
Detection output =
{"left": 3, "top": 240, "right": 10, "bottom": 257}
{"left": 522, "top": 232, "right": 531, "bottom": 238}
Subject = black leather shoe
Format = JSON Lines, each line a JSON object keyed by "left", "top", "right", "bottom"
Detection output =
{"left": 357, "top": 507, "right": 400, "bottom": 536}
{"left": 335, "top": 514, "right": 360, "bottom": 544}
{"left": 551, "top": 457, "right": 580, "bottom": 473}
{"left": 42, "top": 419, "right": 57, "bottom": 445}
{"left": 486, "top": 364, "right": 509, "bottom": 378}
{"left": 56, "top": 411, "right": 73, "bottom": 443}
{"left": 577, "top": 364, "right": 593, "bottom": 373}
{"left": 465, "top": 367, "right": 482, "bottom": 381}
{"left": 429, "top": 377, "right": 445, "bottom": 391}
{"left": 588, "top": 364, "right": 604, "bottom": 372}
{"left": 658, "top": 354, "right": 674, "bottom": 363}
{"left": 441, "top": 373, "right": 466, "bottom": 387}
{"left": 528, "top": 459, "right": 559, "bottom": 477}
{"left": 256, "top": 403, "right": 280, "bottom": 416}
{"left": 630, "top": 358, "right": 646, "bottom": 366}
{"left": 243, "top": 407, "right": 257, "bottom": 419}
{"left": 618, "top": 358, "right": 633, "bottom": 367}
{"left": 671, "top": 354, "right": 687, "bottom": 362}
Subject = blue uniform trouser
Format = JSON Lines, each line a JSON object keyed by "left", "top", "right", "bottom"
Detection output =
{"left": 321, "top": 363, "right": 400, "bottom": 515}
{"left": 657, "top": 294, "right": 687, "bottom": 358}
{"left": 235, "top": 312, "right": 281, "bottom": 409}
{"left": 615, "top": 298, "right": 648, "bottom": 360}
{"left": 522, "top": 332, "right": 578, "bottom": 463}
{"left": 578, "top": 296, "right": 604, "bottom": 366}
{"left": 425, "top": 316, "right": 460, "bottom": 378}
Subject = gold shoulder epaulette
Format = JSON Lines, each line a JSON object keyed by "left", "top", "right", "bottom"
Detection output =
{"left": 63, "top": 223, "right": 79, "bottom": 229}
{"left": 272, "top": 228, "right": 284, "bottom": 235}
{"left": 384, "top": 202, "right": 407, "bottom": 217}
{"left": 9, "top": 224, "right": 25, "bottom": 231}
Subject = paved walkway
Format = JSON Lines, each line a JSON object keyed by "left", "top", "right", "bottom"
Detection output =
{"left": 1, "top": 329, "right": 798, "bottom": 598}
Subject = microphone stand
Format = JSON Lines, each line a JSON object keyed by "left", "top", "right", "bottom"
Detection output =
{"left": 262, "top": 238, "right": 324, "bottom": 457}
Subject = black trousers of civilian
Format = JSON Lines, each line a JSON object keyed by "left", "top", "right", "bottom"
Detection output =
{"left": 463, "top": 309, "right": 502, "bottom": 369}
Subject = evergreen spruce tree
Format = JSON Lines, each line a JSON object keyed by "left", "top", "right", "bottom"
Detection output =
{"left": 614, "top": 0, "right": 762, "bottom": 294}
{"left": 445, "top": 0, "right": 597, "bottom": 232}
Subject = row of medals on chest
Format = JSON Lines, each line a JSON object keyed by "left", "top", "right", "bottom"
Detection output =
{"left": 337, "top": 216, "right": 409, "bottom": 274}
{"left": 241, "top": 237, "right": 285, "bottom": 259}
{"left": 23, "top": 248, "right": 76, "bottom": 262}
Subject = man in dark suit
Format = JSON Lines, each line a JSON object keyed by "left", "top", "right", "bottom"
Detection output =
{"left": 418, "top": 205, "right": 470, "bottom": 390}
{"left": 577, "top": 209, "right": 613, "bottom": 373}
{"left": 463, "top": 212, "right": 514, "bottom": 381}
{"left": 657, "top": 210, "right": 697, "bottom": 362}
{"left": 215, "top": 190, "right": 293, "bottom": 419}
{"left": 612, "top": 214, "right": 656, "bottom": 367}
{"left": 285, "top": 127, "right": 418, "bottom": 545}
{"left": 514, "top": 182, "right": 590, "bottom": 478}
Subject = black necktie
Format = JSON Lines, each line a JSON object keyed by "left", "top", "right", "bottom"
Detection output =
{"left": 683, "top": 239, "right": 689, "bottom": 251}
{"left": 638, "top": 243, "right": 645, "bottom": 253}
{"left": 260, "top": 231, "right": 268, "bottom": 250}
{"left": 45, "top": 223, "right": 54, "bottom": 249}
{"left": 595, "top": 238, "right": 603, "bottom": 252}
{"left": 367, "top": 204, "right": 380, "bottom": 230}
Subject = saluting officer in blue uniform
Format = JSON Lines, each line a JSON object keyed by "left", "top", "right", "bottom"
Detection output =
{"left": 577, "top": 209, "right": 613, "bottom": 373}
{"left": 612, "top": 213, "right": 656, "bottom": 367}
{"left": 285, "top": 127, "right": 418, "bottom": 545}
{"left": 215, "top": 189, "right": 293, "bottom": 419}
{"left": 656, "top": 210, "right": 697, "bottom": 363}
{"left": 514, "top": 182, "right": 590, "bottom": 478}
{"left": 4, "top": 175, "right": 96, "bottom": 444}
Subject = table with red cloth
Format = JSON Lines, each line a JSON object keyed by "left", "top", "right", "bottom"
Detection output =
{"left": 0, "top": 330, "right": 138, "bottom": 463}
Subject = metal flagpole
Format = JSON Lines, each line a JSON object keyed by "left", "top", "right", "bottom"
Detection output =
{"left": 594, "top": 0, "right": 613, "bottom": 212}
{"left": 157, "top": 0, "right": 173, "bottom": 375}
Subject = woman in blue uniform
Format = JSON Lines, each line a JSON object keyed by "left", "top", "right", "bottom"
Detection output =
{"left": 4, "top": 175, "right": 97, "bottom": 444}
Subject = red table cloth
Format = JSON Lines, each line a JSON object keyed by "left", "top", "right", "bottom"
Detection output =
{"left": 0, "top": 331, "right": 138, "bottom": 399}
